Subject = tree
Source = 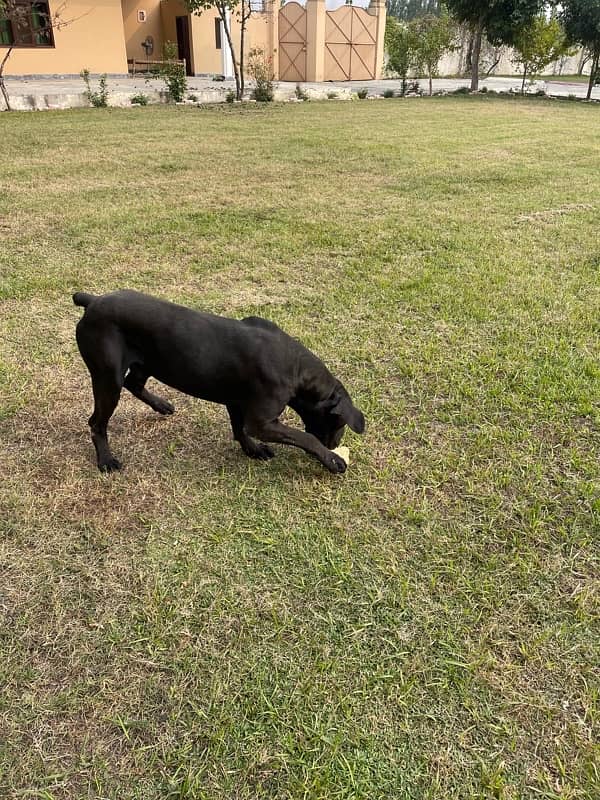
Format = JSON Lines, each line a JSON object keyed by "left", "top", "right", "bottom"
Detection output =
{"left": 385, "top": 16, "right": 418, "bottom": 94}
{"left": 561, "top": 0, "right": 600, "bottom": 100}
{"left": 1, "top": 1, "right": 77, "bottom": 111}
{"left": 184, "top": 0, "right": 253, "bottom": 101}
{"left": 386, "top": 0, "right": 440, "bottom": 20}
{"left": 512, "top": 15, "right": 574, "bottom": 93}
{"left": 444, "top": 0, "right": 543, "bottom": 91}
{"left": 412, "top": 11, "right": 457, "bottom": 95}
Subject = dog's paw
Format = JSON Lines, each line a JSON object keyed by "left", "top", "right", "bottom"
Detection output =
{"left": 98, "top": 456, "right": 122, "bottom": 473}
{"left": 154, "top": 399, "right": 175, "bottom": 416}
{"left": 327, "top": 452, "right": 347, "bottom": 475}
{"left": 244, "top": 443, "right": 275, "bottom": 460}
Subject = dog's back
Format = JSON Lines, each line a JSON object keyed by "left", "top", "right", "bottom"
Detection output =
{"left": 74, "top": 290, "right": 321, "bottom": 402}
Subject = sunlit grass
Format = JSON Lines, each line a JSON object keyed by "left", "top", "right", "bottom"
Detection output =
{"left": 0, "top": 97, "right": 599, "bottom": 799}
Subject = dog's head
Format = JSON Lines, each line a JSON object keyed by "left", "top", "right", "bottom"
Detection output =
{"left": 296, "top": 382, "right": 365, "bottom": 449}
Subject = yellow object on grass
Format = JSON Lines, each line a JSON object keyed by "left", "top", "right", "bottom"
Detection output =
{"left": 332, "top": 446, "right": 350, "bottom": 465}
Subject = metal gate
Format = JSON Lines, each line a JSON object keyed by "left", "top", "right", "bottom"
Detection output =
{"left": 325, "top": 6, "right": 377, "bottom": 81}
{"left": 278, "top": 2, "right": 307, "bottom": 82}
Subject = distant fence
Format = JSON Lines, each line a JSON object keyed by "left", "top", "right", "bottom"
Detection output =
{"left": 128, "top": 58, "right": 186, "bottom": 76}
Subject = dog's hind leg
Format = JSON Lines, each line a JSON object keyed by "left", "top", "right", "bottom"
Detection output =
{"left": 124, "top": 364, "right": 174, "bottom": 416}
{"left": 226, "top": 404, "right": 274, "bottom": 460}
{"left": 89, "top": 375, "right": 123, "bottom": 473}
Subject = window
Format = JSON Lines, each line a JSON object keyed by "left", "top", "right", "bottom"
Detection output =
{"left": 0, "top": 17, "right": 13, "bottom": 46}
{"left": 249, "top": 0, "right": 265, "bottom": 10}
{"left": 214, "top": 18, "right": 221, "bottom": 49}
{"left": 0, "top": 1, "right": 54, "bottom": 48}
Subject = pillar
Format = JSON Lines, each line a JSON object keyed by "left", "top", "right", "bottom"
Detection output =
{"left": 305, "top": 0, "right": 326, "bottom": 82}
{"left": 369, "top": 0, "right": 386, "bottom": 80}
{"left": 268, "top": 0, "right": 279, "bottom": 80}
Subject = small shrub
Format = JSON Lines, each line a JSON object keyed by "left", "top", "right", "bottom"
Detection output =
{"left": 80, "top": 69, "right": 109, "bottom": 108}
{"left": 406, "top": 80, "right": 422, "bottom": 95}
{"left": 225, "top": 89, "right": 235, "bottom": 104}
{"left": 248, "top": 47, "right": 274, "bottom": 102}
{"left": 295, "top": 84, "right": 309, "bottom": 101}
{"left": 567, "top": 93, "right": 577, "bottom": 101}
{"left": 479, "top": 85, "right": 488, "bottom": 93}
{"left": 357, "top": 87, "right": 368, "bottom": 99}
{"left": 453, "top": 86, "right": 470, "bottom": 95}
{"left": 327, "top": 91, "right": 338, "bottom": 99}
{"left": 156, "top": 42, "right": 187, "bottom": 103}
{"left": 131, "top": 93, "right": 149, "bottom": 106}
{"left": 188, "top": 93, "right": 198, "bottom": 102}
{"left": 383, "top": 88, "right": 395, "bottom": 98}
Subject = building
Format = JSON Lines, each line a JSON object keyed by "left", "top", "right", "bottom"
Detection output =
{"left": 1, "top": 0, "right": 386, "bottom": 81}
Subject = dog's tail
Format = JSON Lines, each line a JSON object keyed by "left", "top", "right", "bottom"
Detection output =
{"left": 72, "top": 292, "right": 96, "bottom": 308}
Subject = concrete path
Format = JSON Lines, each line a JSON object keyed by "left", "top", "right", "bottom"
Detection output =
{"left": 2, "top": 73, "right": 598, "bottom": 111}
{"left": 331, "top": 75, "right": 599, "bottom": 99}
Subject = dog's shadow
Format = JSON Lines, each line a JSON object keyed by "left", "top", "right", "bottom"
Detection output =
{"left": 60, "top": 381, "right": 324, "bottom": 480}
{"left": 2, "top": 377, "right": 333, "bottom": 534}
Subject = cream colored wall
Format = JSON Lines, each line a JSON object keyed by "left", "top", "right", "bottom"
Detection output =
{"left": 188, "top": 9, "right": 273, "bottom": 76}
{"left": 245, "top": 13, "right": 272, "bottom": 65}
{"left": 1, "top": 0, "right": 128, "bottom": 75}
{"left": 438, "top": 47, "right": 588, "bottom": 78}
{"left": 122, "top": 0, "right": 164, "bottom": 62}
{"left": 189, "top": 10, "right": 221, "bottom": 75}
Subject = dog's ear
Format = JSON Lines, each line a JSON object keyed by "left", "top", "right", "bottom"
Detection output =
{"left": 331, "top": 389, "right": 365, "bottom": 434}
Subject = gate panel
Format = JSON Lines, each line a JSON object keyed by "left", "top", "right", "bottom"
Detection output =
{"left": 324, "top": 42, "right": 351, "bottom": 82}
{"left": 279, "top": 2, "right": 307, "bottom": 82}
{"left": 325, "top": 7, "right": 376, "bottom": 81}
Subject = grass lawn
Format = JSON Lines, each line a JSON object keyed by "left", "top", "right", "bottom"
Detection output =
{"left": 493, "top": 74, "right": 592, "bottom": 84}
{"left": 1, "top": 96, "right": 599, "bottom": 799}
{"left": 540, "top": 75, "right": 592, "bottom": 84}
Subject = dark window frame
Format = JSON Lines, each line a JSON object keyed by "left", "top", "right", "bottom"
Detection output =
{"left": 0, "top": 16, "right": 14, "bottom": 46}
{"left": 0, "top": 1, "right": 55, "bottom": 49}
{"left": 214, "top": 17, "right": 221, "bottom": 50}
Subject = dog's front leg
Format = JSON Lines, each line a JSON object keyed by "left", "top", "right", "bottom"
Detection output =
{"left": 226, "top": 404, "right": 274, "bottom": 461}
{"left": 247, "top": 418, "right": 347, "bottom": 474}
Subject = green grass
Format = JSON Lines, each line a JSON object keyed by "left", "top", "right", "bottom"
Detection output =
{"left": 540, "top": 74, "right": 592, "bottom": 83}
{"left": 492, "top": 73, "right": 592, "bottom": 83}
{"left": 0, "top": 97, "right": 599, "bottom": 799}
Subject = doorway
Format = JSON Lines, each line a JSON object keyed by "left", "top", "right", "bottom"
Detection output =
{"left": 175, "top": 15, "right": 193, "bottom": 75}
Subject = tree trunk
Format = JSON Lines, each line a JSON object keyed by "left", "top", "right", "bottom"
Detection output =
{"left": 465, "top": 32, "right": 473, "bottom": 76}
{"left": 470, "top": 19, "right": 484, "bottom": 92}
{"left": 484, "top": 49, "right": 501, "bottom": 77}
{"left": 578, "top": 49, "right": 590, "bottom": 76}
{"left": 219, "top": 4, "right": 241, "bottom": 100}
{"left": 521, "top": 64, "right": 527, "bottom": 94}
{"left": 587, "top": 50, "right": 599, "bottom": 101}
{"left": 0, "top": 44, "right": 15, "bottom": 111}
{"left": 428, "top": 71, "right": 432, "bottom": 96}
{"left": 239, "top": 0, "right": 246, "bottom": 99}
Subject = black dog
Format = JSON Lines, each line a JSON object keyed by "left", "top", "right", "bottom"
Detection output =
{"left": 73, "top": 290, "right": 365, "bottom": 474}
